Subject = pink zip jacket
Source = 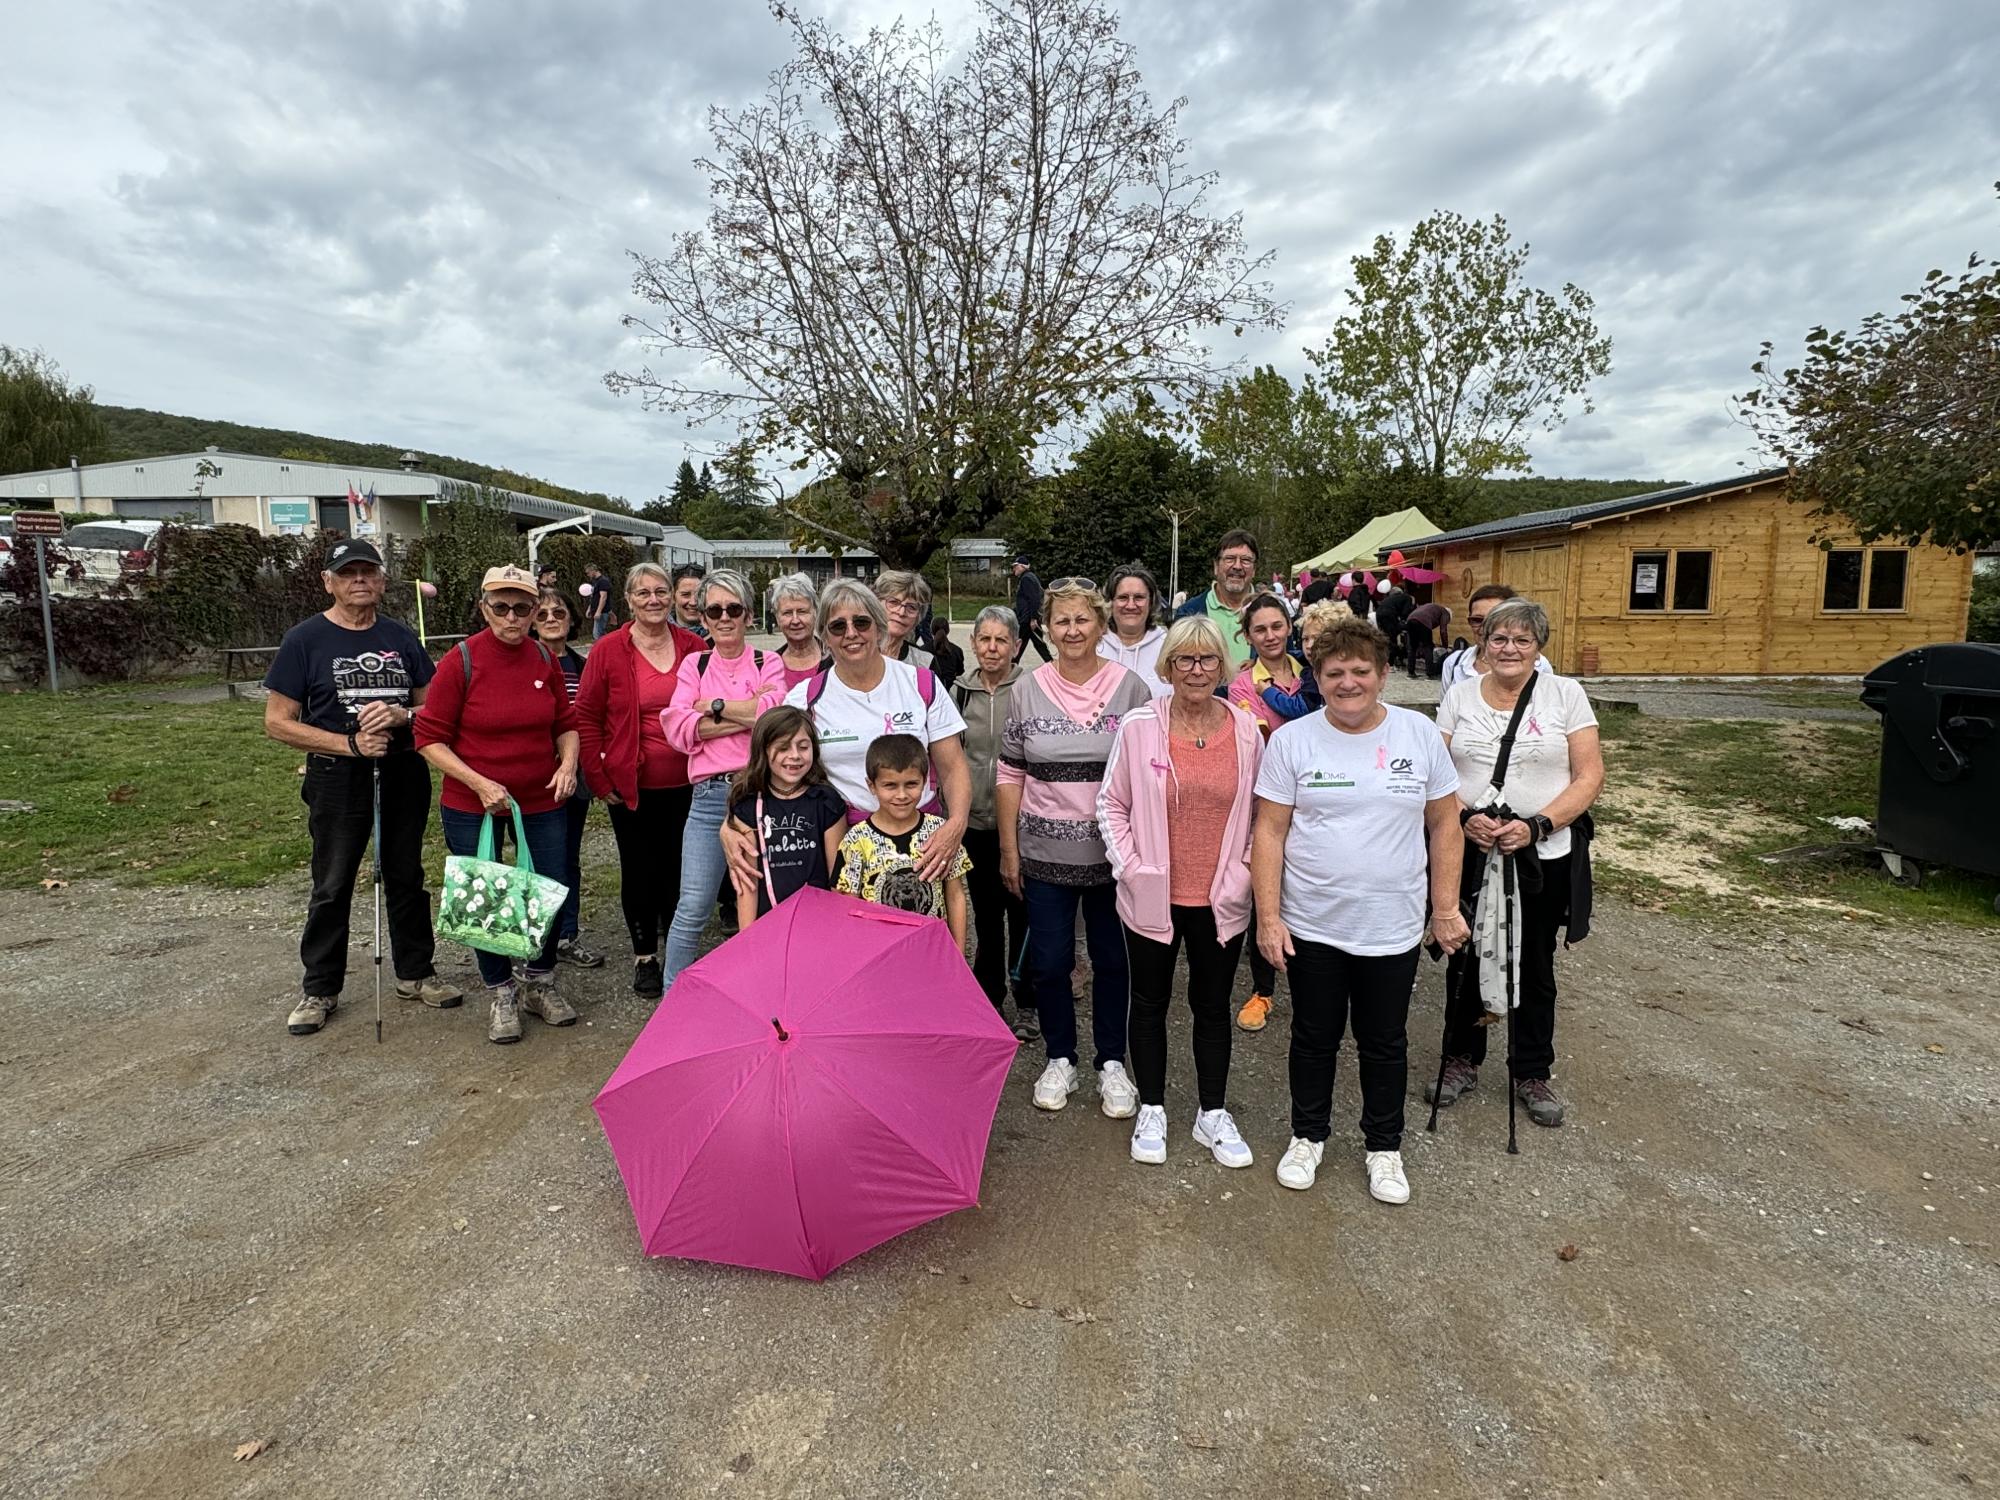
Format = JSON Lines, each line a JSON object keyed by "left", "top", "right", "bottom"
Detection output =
{"left": 1096, "top": 699, "right": 1263, "bottom": 944}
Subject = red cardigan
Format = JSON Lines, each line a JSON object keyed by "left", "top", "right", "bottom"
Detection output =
{"left": 414, "top": 630, "right": 579, "bottom": 814}
{"left": 575, "top": 622, "right": 708, "bottom": 804}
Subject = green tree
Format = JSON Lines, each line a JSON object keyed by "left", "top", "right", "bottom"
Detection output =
{"left": 1038, "top": 412, "right": 1229, "bottom": 592}
{"left": 1740, "top": 188, "right": 1999, "bottom": 552}
{"left": 1308, "top": 211, "right": 1611, "bottom": 515}
{"left": 0, "top": 346, "right": 107, "bottom": 473}
{"left": 608, "top": 0, "right": 1282, "bottom": 567}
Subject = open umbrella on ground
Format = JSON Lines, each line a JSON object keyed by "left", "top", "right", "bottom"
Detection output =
{"left": 593, "top": 887, "right": 1018, "bottom": 1280}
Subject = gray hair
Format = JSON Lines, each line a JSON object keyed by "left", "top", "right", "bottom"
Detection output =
{"left": 700, "top": 567, "right": 755, "bottom": 611}
{"left": 1155, "top": 614, "right": 1228, "bottom": 683}
{"left": 1484, "top": 597, "right": 1549, "bottom": 648}
{"left": 624, "top": 561, "right": 672, "bottom": 596}
{"left": 817, "top": 577, "right": 887, "bottom": 638}
{"left": 874, "top": 569, "right": 932, "bottom": 608}
{"left": 972, "top": 604, "right": 1020, "bottom": 640}
{"left": 769, "top": 571, "right": 817, "bottom": 612}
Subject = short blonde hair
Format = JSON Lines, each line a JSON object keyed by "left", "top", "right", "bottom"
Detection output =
{"left": 1299, "top": 598, "right": 1350, "bottom": 650}
{"left": 1042, "top": 577, "right": 1110, "bottom": 630}
{"left": 1154, "top": 614, "right": 1228, "bottom": 683}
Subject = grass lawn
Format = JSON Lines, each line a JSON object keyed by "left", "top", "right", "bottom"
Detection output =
{"left": 1592, "top": 707, "right": 1998, "bottom": 926}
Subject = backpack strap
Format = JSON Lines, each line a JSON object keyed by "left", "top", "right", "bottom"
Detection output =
{"left": 457, "top": 640, "right": 474, "bottom": 687}
{"left": 916, "top": 666, "right": 936, "bottom": 708}
{"left": 804, "top": 668, "right": 831, "bottom": 722}
{"left": 696, "top": 650, "right": 713, "bottom": 680}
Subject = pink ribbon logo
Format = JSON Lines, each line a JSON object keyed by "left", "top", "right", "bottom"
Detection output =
{"left": 1375, "top": 745, "right": 1388, "bottom": 770}
{"left": 882, "top": 712, "right": 897, "bottom": 735}
{"left": 1149, "top": 758, "right": 1170, "bottom": 775}
{"left": 1527, "top": 713, "right": 1544, "bottom": 737}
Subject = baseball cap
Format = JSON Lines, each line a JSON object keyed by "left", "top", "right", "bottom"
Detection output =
{"left": 1014, "top": 554, "right": 1031, "bottom": 566}
{"left": 480, "top": 564, "right": 539, "bottom": 597}
{"left": 326, "top": 538, "right": 383, "bottom": 572}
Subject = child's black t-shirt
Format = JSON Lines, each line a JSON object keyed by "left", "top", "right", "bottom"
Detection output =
{"left": 730, "top": 782, "right": 849, "bottom": 915}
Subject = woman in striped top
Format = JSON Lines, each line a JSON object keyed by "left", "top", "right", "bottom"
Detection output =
{"left": 534, "top": 588, "right": 604, "bottom": 968}
{"left": 998, "top": 577, "right": 1154, "bottom": 1116}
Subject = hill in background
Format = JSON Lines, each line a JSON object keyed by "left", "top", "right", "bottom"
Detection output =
{"left": 94, "top": 406, "right": 635, "bottom": 514}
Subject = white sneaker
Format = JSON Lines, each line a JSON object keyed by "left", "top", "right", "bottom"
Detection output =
{"left": 1097, "top": 1061, "right": 1138, "bottom": 1119}
{"left": 1130, "top": 1104, "right": 1168, "bottom": 1164}
{"left": 1365, "top": 1149, "right": 1411, "bottom": 1205}
{"left": 1276, "top": 1136, "right": 1324, "bottom": 1191}
{"left": 1032, "top": 1059, "right": 1080, "bottom": 1111}
{"left": 1192, "top": 1108, "right": 1253, "bottom": 1169}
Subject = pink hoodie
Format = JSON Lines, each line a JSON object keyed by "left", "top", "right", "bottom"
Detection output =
{"left": 1096, "top": 699, "right": 1263, "bottom": 944}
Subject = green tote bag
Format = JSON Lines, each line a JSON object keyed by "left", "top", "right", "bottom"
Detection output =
{"left": 437, "top": 801, "right": 572, "bottom": 960}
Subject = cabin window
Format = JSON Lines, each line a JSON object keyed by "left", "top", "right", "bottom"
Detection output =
{"left": 1628, "top": 549, "right": 1712, "bottom": 612}
{"left": 1821, "top": 547, "right": 1908, "bottom": 612}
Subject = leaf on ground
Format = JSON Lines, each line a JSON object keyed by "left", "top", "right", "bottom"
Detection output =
{"left": 544, "top": 1204, "right": 564, "bottom": 1213}
{"left": 1924, "top": 1043, "right": 1947, "bottom": 1054}
{"left": 727, "top": 1452, "right": 754, "bottom": 1474}
{"left": 106, "top": 783, "right": 138, "bottom": 804}
{"left": 923, "top": 1264, "right": 944, "bottom": 1276}
{"left": 1557, "top": 1244, "right": 1581, "bottom": 1262}
{"left": 1007, "top": 1292, "right": 1039, "bottom": 1309}
{"left": 1055, "top": 1305, "right": 1099, "bottom": 1324}
{"left": 1838, "top": 1016, "right": 1882, "bottom": 1036}
{"left": 38, "top": 878, "right": 68, "bottom": 892}
{"left": 451, "top": 1217, "right": 469, "bottom": 1233}
{"left": 232, "top": 1438, "right": 269, "bottom": 1462}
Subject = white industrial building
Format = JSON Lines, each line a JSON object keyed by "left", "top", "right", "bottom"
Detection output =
{"left": 0, "top": 448, "right": 714, "bottom": 569}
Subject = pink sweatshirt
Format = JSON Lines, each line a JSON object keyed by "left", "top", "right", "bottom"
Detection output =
{"left": 661, "top": 645, "right": 788, "bottom": 782}
{"left": 1096, "top": 699, "right": 1263, "bottom": 943}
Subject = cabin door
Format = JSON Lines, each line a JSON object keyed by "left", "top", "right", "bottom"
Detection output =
{"left": 1500, "top": 543, "right": 1570, "bottom": 670}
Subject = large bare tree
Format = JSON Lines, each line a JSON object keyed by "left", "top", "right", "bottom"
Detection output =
{"left": 607, "top": 0, "right": 1283, "bottom": 566}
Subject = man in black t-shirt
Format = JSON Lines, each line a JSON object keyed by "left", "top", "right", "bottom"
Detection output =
{"left": 263, "top": 538, "right": 460, "bottom": 1035}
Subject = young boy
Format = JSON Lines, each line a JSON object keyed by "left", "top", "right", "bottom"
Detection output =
{"left": 834, "top": 733, "right": 971, "bottom": 952}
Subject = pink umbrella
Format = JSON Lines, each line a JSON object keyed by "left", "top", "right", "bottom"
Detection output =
{"left": 593, "top": 887, "right": 1018, "bottom": 1280}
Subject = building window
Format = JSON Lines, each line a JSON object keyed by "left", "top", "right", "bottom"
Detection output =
{"left": 1822, "top": 547, "right": 1908, "bottom": 612}
{"left": 1628, "top": 549, "right": 1712, "bottom": 612}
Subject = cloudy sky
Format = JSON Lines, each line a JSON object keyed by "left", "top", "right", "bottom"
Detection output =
{"left": 6, "top": 0, "right": 1997, "bottom": 505}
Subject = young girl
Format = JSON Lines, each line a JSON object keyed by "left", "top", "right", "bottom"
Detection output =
{"left": 726, "top": 705, "right": 849, "bottom": 928}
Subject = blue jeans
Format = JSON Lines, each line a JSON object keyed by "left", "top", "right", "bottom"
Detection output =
{"left": 591, "top": 613, "right": 611, "bottom": 640}
{"left": 559, "top": 790, "right": 591, "bottom": 942}
{"left": 438, "top": 804, "right": 568, "bottom": 988}
{"left": 1023, "top": 876, "right": 1128, "bottom": 1070}
{"left": 664, "top": 776, "right": 732, "bottom": 984}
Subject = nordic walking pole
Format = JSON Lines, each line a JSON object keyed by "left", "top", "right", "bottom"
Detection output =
{"left": 1502, "top": 852, "right": 1518, "bottom": 1155}
{"left": 1426, "top": 954, "right": 1455, "bottom": 1134}
{"left": 372, "top": 757, "right": 385, "bottom": 1045}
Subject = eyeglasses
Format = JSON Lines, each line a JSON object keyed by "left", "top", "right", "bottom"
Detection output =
{"left": 629, "top": 589, "right": 671, "bottom": 602}
{"left": 1468, "top": 613, "right": 1492, "bottom": 630}
{"left": 1169, "top": 653, "right": 1223, "bottom": 673}
{"left": 702, "top": 601, "right": 747, "bottom": 621}
{"left": 1486, "top": 634, "right": 1538, "bottom": 650}
{"left": 882, "top": 596, "right": 920, "bottom": 613}
{"left": 485, "top": 598, "right": 535, "bottom": 618}
{"left": 1048, "top": 576, "right": 1097, "bottom": 592}
{"left": 825, "top": 614, "right": 877, "bottom": 638}
{"left": 1217, "top": 553, "right": 1257, "bottom": 568}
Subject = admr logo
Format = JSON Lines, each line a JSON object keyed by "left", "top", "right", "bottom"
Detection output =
{"left": 1302, "top": 768, "right": 1355, "bottom": 789}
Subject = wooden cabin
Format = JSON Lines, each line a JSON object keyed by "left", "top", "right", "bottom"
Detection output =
{"left": 1386, "top": 470, "right": 1975, "bottom": 676}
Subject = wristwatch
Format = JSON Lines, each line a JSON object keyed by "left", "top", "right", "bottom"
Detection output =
{"left": 1527, "top": 813, "right": 1555, "bottom": 843}
{"left": 710, "top": 697, "right": 726, "bottom": 724}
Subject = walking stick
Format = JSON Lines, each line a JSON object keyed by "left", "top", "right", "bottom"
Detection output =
{"left": 1503, "top": 851, "right": 1519, "bottom": 1155}
{"left": 372, "top": 757, "right": 385, "bottom": 1045}
{"left": 1426, "top": 953, "right": 1456, "bottom": 1134}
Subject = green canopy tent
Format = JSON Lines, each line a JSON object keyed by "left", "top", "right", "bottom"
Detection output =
{"left": 1291, "top": 506, "right": 1441, "bottom": 576}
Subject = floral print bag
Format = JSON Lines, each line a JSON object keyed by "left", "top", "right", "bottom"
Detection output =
{"left": 436, "top": 801, "right": 572, "bottom": 959}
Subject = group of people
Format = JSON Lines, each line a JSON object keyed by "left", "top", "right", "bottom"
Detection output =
{"left": 266, "top": 526, "right": 1602, "bottom": 1204}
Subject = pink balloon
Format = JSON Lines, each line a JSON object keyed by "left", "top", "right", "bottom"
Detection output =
{"left": 417, "top": 580, "right": 438, "bottom": 598}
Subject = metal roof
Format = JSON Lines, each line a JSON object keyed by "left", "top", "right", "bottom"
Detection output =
{"left": 711, "top": 537, "right": 1009, "bottom": 562}
{"left": 1383, "top": 469, "right": 1791, "bottom": 555}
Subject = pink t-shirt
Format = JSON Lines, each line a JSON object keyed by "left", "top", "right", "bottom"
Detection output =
{"left": 662, "top": 646, "right": 788, "bottom": 781}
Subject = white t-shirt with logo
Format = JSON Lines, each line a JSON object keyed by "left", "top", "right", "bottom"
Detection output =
{"left": 1436, "top": 672, "right": 1597, "bottom": 858}
{"left": 1254, "top": 704, "right": 1459, "bottom": 956}
{"left": 784, "top": 659, "right": 968, "bottom": 813}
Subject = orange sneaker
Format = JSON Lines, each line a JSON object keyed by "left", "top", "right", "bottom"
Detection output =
{"left": 1236, "top": 993, "right": 1272, "bottom": 1032}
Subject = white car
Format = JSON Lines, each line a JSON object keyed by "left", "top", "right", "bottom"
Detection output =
{"left": 50, "top": 519, "right": 167, "bottom": 595}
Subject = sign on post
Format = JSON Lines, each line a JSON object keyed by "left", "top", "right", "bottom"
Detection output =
{"left": 12, "top": 511, "right": 63, "bottom": 691}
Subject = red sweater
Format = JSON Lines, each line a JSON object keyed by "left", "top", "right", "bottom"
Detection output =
{"left": 414, "top": 631, "right": 579, "bottom": 814}
{"left": 574, "top": 622, "right": 707, "bottom": 805}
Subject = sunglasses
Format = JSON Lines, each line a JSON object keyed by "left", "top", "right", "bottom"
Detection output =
{"left": 702, "top": 601, "right": 747, "bottom": 621}
{"left": 1048, "top": 576, "right": 1098, "bottom": 592}
{"left": 825, "top": 615, "right": 876, "bottom": 638}
{"left": 534, "top": 608, "right": 568, "bottom": 622}
{"left": 485, "top": 598, "right": 535, "bottom": 618}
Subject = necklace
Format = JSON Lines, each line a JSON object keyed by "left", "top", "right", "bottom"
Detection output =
{"left": 1173, "top": 700, "right": 1223, "bottom": 748}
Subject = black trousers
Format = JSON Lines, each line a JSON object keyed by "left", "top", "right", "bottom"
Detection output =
{"left": 1443, "top": 852, "right": 1570, "bottom": 1081}
{"left": 1403, "top": 623, "right": 1435, "bottom": 676}
{"left": 605, "top": 785, "right": 693, "bottom": 956}
{"left": 1287, "top": 938, "right": 1421, "bottom": 1151}
{"left": 1125, "top": 907, "right": 1244, "bottom": 1111}
{"left": 1014, "top": 622, "right": 1053, "bottom": 663}
{"left": 300, "top": 751, "right": 436, "bottom": 997}
{"left": 963, "top": 827, "right": 1035, "bottom": 1014}
{"left": 1246, "top": 899, "right": 1277, "bottom": 996}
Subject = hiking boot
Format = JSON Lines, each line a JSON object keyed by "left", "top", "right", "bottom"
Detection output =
{"left": 1424, "top": 1056, "right": 1478, "bottom": 1107}
{"left": 287, "top": 994, "right": 337, "bottom": 1035}
{"left": 1514, "top": 1077, "right": 1565, "bottom": 1128}
{"left": 487, "top": 984, "right": 524, "bottom": 1044}
{"left": 557, "top": 936, "right": 605, "bottom": 969}
{"left": 395, "top": 975, "right": 464, "bottom": 1009}
{"left": 520, "top": 973, "right": 578, "bottom": 1027}
{"left": 632, "top": 956, "right": 663, "bottom": 1000}
{"left": 1010, "top": 1005, "right": 1041, "bottom": 1043}
{"left": 1235, "top": 993, "right": 1272, "bottom": 1033}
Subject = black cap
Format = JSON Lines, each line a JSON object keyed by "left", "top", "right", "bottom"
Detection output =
{"left": 1014, "top": 554, "right": 1031, "bottom": 566}
{"left": 326, "top": 538, "right": 384, "bottom": 572}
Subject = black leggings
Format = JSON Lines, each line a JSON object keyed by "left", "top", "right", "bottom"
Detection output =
{"left": 1443, "top": 852, "right": 1570, "bottom": 1081}
{"left": 963, "top": 827, "right": 1034, "bottom": 1012}
{"left": 1125, "top": 907, "right": 1244, "bottom": 1111}
{"left": 605, "top": 785, "right": 692, "bottom": 956}
{"left": 1287, "top": 938, "right": 1421, "bottom": 1151}
{"left": 1246, "top": 899, "right": 1277, "bottom": 996}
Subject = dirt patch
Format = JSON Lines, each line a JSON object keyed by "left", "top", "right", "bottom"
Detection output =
{"left": 1594, "top": 769, "right": 1791, "bottom": 898}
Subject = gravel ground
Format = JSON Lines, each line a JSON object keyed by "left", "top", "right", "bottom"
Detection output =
{"left": 1, "top": 875, "right": 1995, "bottom": 1500}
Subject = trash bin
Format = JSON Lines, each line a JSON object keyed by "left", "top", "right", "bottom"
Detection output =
{"left": 1859, "top": 642, "right": 2000, "bottom": 909}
